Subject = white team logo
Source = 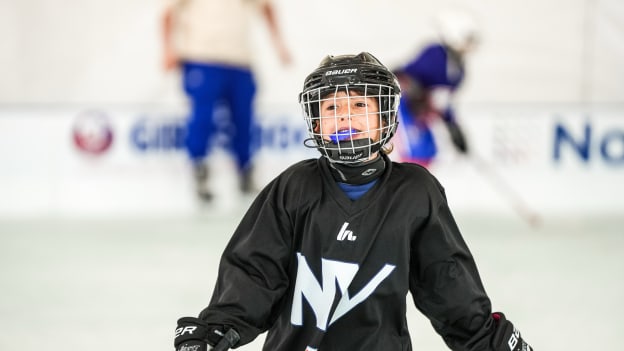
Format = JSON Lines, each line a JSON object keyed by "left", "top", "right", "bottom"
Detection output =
{"left": 291, "top": 252, "right": 395, "bottom": 331}
{"left": 336, "top": 222, "right": 356, "bottom": 241}
{"left": 361, "top": 168, "right": 376, "bottom": 176}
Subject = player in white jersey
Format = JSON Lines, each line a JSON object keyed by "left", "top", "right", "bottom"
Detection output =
{"left": 161, "top": 0, "right": 291, "bottom": 200}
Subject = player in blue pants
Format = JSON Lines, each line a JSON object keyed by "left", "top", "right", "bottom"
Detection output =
{"left": 162, "top": 0, "right": 291, "bottom": 200}
{"left": 182, "top": 62, "right": 256, "bottom": 196}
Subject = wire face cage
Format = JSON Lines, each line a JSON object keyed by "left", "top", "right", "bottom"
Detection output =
{"left": 300, "top": 83, "right": 400, "bottom": 164}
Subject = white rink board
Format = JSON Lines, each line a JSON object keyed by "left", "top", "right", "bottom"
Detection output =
{"left": 0, "top": 104, "right": 622, "bottom": 217}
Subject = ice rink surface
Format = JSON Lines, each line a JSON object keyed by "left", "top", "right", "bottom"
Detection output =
{"left": 1, "top": 203, "right": 622, "bottom": 351}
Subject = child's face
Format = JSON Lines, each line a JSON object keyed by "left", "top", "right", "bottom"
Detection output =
{"left": 315, "top": 90, "right": 381, "bottom": 143}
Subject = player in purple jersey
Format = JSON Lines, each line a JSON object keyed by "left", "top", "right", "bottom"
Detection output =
{"left": 173, "top": 52, "right": 533, "bottom": 351}
{"left": 394, "top": 11, "right": 479, "bottom": 167}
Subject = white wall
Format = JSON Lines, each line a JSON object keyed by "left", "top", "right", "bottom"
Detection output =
{"left": 0, "top": 0, "right": 622, "bottom": 218}
{"left": 1, "top": 0, "right": 623, "bottom": 105}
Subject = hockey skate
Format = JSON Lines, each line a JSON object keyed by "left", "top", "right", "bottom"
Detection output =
{"left": 239, "top": 167, "right": 255, "bottom": 195}
{"left": 193, "top": 162, "right": 213, "bottom": 201}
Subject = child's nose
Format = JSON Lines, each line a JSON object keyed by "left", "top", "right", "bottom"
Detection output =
{"left": 336, "top": 105, "right": 351, "bottom": 118}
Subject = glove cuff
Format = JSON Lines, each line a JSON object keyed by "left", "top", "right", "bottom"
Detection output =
{"left": 491, "top": 312, "right": 533, "bottom": 351}
{"left": 175, "top": 317, "right": 210, "bottom": 346}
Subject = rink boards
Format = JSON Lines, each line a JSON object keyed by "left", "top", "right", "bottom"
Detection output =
{"left": 0, "top": 103, "right": 622, "bottom": 217}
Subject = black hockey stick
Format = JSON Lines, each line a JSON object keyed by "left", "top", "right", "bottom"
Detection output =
{"left": 469, "top": 154, "right": 542, "bottom": 228}
{"left": 210, "top": 328, "right": 240, "bottom": 351}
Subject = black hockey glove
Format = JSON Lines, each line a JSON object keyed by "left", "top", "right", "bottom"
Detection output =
{"left": 491, "top": 312, "right": 533, "bottom": 351}
{"left": 444, "top": 120, "right": 468, "bottom": 154}
{"left": 174, "top": 317, "right": 240, "bottom": 351}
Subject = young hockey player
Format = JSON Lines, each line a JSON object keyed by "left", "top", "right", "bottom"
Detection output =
{"left": 393, "top": 11, "right": 478, "bottom": 167}
{"left": 174, "top": 52, "right": 533, "bottom": 351}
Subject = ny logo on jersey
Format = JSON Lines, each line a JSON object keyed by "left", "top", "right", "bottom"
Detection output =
{"left": 291, "top": 252, "right": 395, "bottom": 331}
{"left": 336, "top": 222, "right": 356, "bottom": 241}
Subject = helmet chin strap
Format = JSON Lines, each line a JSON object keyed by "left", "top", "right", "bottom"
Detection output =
{"left": 321, "top": 138, "right": 381, "bottom": 164}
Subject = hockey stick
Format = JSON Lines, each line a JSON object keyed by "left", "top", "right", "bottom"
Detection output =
{"left": 210, "top": 328, "right": 240, "bottom": 351}
{"left": 468, "top": 154, "right": 542, "bottom": 228}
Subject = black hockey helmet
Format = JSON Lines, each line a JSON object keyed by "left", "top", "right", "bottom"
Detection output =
{"left": 299, "top": 52, "right": 401, "bottom": 164}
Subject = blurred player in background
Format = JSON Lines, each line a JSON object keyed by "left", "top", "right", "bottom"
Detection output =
{"left": 395, "top": 15, "right": 542, "bottom": 227}
{"left": 161, "top": 0, "right": 291, "bottom": 201}
{"left": 393, "top": 11, "right": 479, "bottom": 167}
{"left": 173, "top": 52, "right": 532, "bottom": 351}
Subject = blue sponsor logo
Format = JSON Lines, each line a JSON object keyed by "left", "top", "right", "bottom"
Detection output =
{"left": 253, "top": 119, "right": 307, "bottom": 150}
{"left": 131, "top": 117, "right": 186, "bottom": 151}
{"left": 129, "top": 114, "right": 308, "bottom": 153}
{"left": 554, "top": 120, "right": 624, "bottom": 164}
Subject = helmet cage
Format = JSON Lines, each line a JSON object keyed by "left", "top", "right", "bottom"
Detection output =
{"left": 298, "top": 53, "right": 400, "bottom": 164}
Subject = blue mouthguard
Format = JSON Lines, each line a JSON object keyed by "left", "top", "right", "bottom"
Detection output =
{"left": 329, "top": 129, "right": 358, "bottom": 143}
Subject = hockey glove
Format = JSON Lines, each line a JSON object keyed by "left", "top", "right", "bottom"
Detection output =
{"left": 491, "top": 312, "right": 533, "bottom": 351}
{"left": 174, "top": 317, "right": 239, "bottom": 351}
{"left": 444, "top": 120, "right": 469, "bottom": 154}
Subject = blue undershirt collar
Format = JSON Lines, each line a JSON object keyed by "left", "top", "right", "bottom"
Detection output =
{"left": 336, "top": 179, "right": 379, "bottom": 201}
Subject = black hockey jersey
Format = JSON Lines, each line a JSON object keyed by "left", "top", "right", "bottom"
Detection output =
{"left": 199, "top": 155, "right": 498, "bottom": 350}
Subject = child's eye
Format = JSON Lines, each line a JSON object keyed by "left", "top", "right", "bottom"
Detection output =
{"left": 355, "top": 102, "right": 367, "bottom": 108}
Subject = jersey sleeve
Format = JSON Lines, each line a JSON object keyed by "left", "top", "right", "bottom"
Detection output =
{"left": 403, "top": 44, "right": 449, "bottom": 88}
{"left": 198, "top": 177, "right": 294, "bottom": 346}
{"left": 409, "top": 177, "right": 498, "bottom": 350}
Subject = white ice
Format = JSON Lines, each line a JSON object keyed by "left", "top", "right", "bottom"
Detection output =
{"left": 0, "top": 206, "right": 621, "bottom": 351}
